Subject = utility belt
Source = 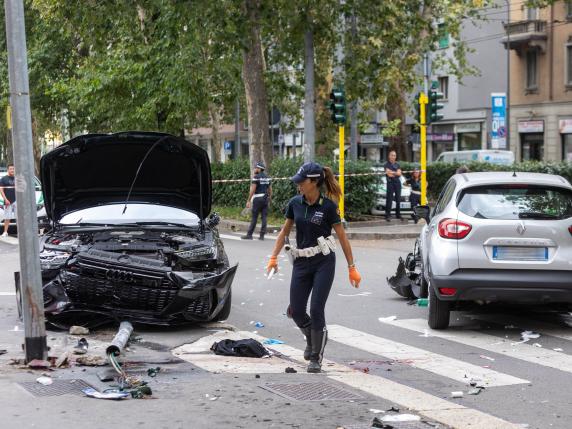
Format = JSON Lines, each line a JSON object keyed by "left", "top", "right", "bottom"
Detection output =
{"left": 284, "top": 235, "right": 336, "bottom": 263}
{"left": 251, "top": 193, "right": 268, "bottom": 202}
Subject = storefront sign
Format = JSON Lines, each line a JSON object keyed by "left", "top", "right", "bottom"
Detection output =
{"left": 428, "top": 133, "right": 454, "bottom": 142}
{"left": 518, "top": 120, "right": 544, "bottom": 133}
{"left": 559, "top": 119, "right": 572, "bottom": 134}
{"left": 455, "top": 122, "right": 481, "bottom": 133}
{"left": 360, "top": 134, "right": 385, "bottom": 144}
{"left": 491, "top": 93, "right": 507, "bottom": 149}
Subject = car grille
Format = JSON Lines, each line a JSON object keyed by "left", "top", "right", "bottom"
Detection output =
{"left": 61, "top": 271, "right": 178, "bottom": 313}
{"left": 185, "top": 293, "right": 212, "bottom": 318}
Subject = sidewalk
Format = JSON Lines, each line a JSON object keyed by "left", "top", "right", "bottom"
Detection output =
{"left": 219, "top": 217, "right": 424, "bottom": 240}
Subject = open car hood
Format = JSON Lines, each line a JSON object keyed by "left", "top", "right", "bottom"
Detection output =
{"left": 40, "top": 132, "right": 212, "bottom": 222}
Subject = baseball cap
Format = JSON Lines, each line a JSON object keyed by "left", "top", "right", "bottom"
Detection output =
{"left": 291, "top": 162, "right": 323, "bottom": 184}
{"left": 255, "top": 161, "right": 265, "bottom": 170}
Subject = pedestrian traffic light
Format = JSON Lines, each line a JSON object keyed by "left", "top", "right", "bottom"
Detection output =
{"left": 329, "top": 87, "right": 346, "bottom": 125}
{"left": 428, "top": 88, "right": 444, "bottom": 123}
{"left": 415, "top": 93, "right": 421, "bottom": 124}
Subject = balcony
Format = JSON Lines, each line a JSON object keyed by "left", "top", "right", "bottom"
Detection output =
{"left": 501, "top": 20, "right": 547, "bottom": 52}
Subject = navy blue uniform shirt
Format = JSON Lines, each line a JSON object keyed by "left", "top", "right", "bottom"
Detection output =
{"left": 253, "top": 172, "right": 271, "bottom": 195}
{"left": 384, "top": 161, "right": 401, "bottom": 184}
{"left": 285, "top": 195, "right": 341, "bottom": 248}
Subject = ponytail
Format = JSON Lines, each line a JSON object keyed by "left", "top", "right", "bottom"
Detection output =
{"left": 322, "top": 166, "right": 342, "bottom": 203}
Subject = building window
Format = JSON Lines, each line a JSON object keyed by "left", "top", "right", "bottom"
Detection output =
{"left": 521, "top": 134, "right": 544, "bottom": 161}
{"left": 567, "top": 44, "right": 572, "bottom": 86}
{"left": 563, "top": 134, "right": 572, "bottom": 161}
{"left": 526, "top": 7, "right": 538, "bottom": 20}
{"left": 526, "top": 49, "right": 538, "bottom": 90}
{"left": 438, "top": 24, "right": 449, "bottom": 49}
{"left": 438, "top": 76, "right": 449, "bottom": 100}
{"left": 567, "top": 1, "right": 572, "bottom": 19}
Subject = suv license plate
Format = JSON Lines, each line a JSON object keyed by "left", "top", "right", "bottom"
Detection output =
{"left": 492, "top": 246, "right": 548, "bottom": 261}
{"left": 400, "top": 202, "right": 411, "bottom": 209}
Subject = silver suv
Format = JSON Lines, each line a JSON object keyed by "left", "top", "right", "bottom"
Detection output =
{"left": 415, "top": 172, "right": 572, "bottom": 329}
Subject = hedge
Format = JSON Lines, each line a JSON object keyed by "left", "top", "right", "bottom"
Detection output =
{"left": 211, "top": 157, "right": 380, "bottom": 219}
{"left": 212, "top": 159, "right": 572, "bottom": 216}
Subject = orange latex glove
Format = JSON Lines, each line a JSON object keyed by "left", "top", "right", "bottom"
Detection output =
{"left": 266, "top": 256, "right": 278, "bottom": 275}
{"left": 349, "top": 266, "right": 361, "bottom": 288}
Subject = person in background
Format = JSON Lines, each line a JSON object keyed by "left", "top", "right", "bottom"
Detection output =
{"left": 266, "top": 162, "right": 361, "bottom": 373}
{"left": 0, "top": 164, "right": 16, "bottom": 238}
{"left": 242, "top": 162, "right": 272, "bottom": 240}
{"left": 405, "top": 168, "right": 421, "bottom": 224}
{"left": 384, "top": 150, "right": 402, "bottom": 222}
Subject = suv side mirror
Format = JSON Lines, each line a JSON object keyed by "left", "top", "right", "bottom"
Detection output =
{"left": 413, "top": 205, "right": 431, "bottom": 222}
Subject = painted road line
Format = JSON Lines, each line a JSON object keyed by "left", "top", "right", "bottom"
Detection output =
{"left": 328, "top": 324, "right": 528, "bottom": 387}
{"left": 174, "top": 329, "right": 522, "bottom": 429}
{"left": 381, "top": 318, "right": 572, "bottom": 374}
{"left": 0, "top": 292, "right": 15, "bottom": 296}
{"left": 219, "top": 233, "right": 277, "bottom": 241}
{"left": 469, "top": 313, "right": 572, "bottom": 343}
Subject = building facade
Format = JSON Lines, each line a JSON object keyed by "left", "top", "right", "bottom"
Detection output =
{"left": 503, "top": 0, "right": 572, "bottom": 161}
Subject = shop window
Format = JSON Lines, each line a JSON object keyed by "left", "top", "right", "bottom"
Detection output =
{"left": 438, "top": 76, "right": 449, "bottom": 100}
{"left": 563, "top": 134, "right": 572, "bottom": 162}
{"left": 567, "top": 44, "right": 572, "bottom": 86}
{"left": 526, "top": 49, "right": 538, "bottom": 91}
{"left": 521, "top": 134, "right": 544, "bottom": 161}
{"left": 567, "top": 1, "right": 572, "bottom": 20}
{"left": 438, "top": 24, "right": 449, "bottom": 49}
{"left": 459, "top": 133, "right": 481, "bottom": 151}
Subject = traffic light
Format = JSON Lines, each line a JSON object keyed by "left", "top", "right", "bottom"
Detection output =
{"left": 415, "top": 92, "right": 421, "bottom": 124}
{"left": 428, "top": 86, "right": 444, "bottom": 124}
{"left": 329, "top": 87, "right": 346, "bottom": 125}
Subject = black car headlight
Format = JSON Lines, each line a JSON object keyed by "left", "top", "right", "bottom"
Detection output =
{"left": 175, "top": 245, "right": 217, "bottom": 261}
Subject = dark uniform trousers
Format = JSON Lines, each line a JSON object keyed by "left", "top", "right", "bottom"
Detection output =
{"left": 247, "top": 196, "right": 268, "bottom": 236}
{"left": 385, "top": 180, "right": 402, "bottom": 218}
{"left": 289, "top": 252, "right": 336, "bottom": 331}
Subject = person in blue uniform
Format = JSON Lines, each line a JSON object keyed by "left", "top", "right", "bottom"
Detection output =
{"left": 384, "top": 150, "right": 402, "bottom": 222}
{"left": 405, "top": 168, "right": 421, "bottom": 223}
{"left": 242, "top": 162, "right": 272, "bottom": 240}
{"left": 266, "top": 162, "right": 361, "bottom": 373}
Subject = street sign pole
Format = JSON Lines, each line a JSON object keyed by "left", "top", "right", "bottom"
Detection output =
{"left": 339, "top": 125, "right": 345, "bottom": 220}
{"left": 4, "top": 0, "right": 47, "bottom": 362}
{"left": 419, "top": 92, "right": 429, "bottom": 206}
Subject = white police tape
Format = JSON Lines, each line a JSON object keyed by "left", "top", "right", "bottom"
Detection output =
{"left": 212, "top": 170, "right": 425, "bottom": 184}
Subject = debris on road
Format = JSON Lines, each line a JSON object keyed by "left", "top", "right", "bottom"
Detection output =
{"left": 369, "top": 409, "right": 385, "bottom": 414}
{"left": 82, "top": 387, "right": 129, "bottom": 400}
{"left": 381, "top": 414, "right": 421, "bottom": 422}
{"left": 211, "top": 338, "right": 269, "bottom": 358}
{"left": 479, "top": 354, "right": 495, "bottom": 361}
{"left": 69, "top": 326, "right": 89, "bottom": 335}
{"left": 75, "top": 355, "right": 107, "bottom": 366}
{"left": 130, "top": 385, "right": 152, "bottom": 399}
{"left": 27, "top": 359, "right": 51, "bottom": 369}
{"left": 263, "top": 338, "right": 285, "bottom": 345}
{"left": 97, "top": 369, "right": 117, "bottom": 382}
{"left": 147, "top": 367, "right": 161, "bottom": 377}
{"left": 73, "top": 338, "right": 89, "bottom": 355}
{"left": 520, "top": 331, "right": 540, "bottom": 342}
{"left": 378, "top": 316, "right": 397, "bottom": 323}
{"left": 254, "top": 322, "right": 265, "bottom": 328}
{"left": 468, "top": 387, "right": 485, "bottom": 395}
{"left": 55, "top": 352, "right": 69, "bottom": 368}
{"left": 0, "top": 349, "right": 7, "bottom": 355}
{"left": 36, "top": 376, "right": 53, "bottom": 385}
{"left": 451, "top": 391, "right": 464, "bottom": 398}
{"left": 532, "top": 343, "right": 542, "bottom": 348}
{"left": 554, "top": 348, "right": 563, "bottom": 352}
{"left": 285, "top": 367, "right": 297, "bottom": 373}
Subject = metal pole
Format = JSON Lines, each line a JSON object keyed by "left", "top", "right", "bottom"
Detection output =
{"left": 349, "top": 12, "right": 358, "bottom": 161}
{"left": 419, "top": 92, "right": 428, "bottom": 206}
{"left": 423, "top": 53, "right": 429, "bottom": 95}
{"left": 234, "top": 98, "right": 240, "bottom": 159}
{"left": 4, "top": 0, "right": 47, "bottom": 362}
{"left": 303, "top": 28, "right": 315, "bottom": 162}
{"left": 339, "top": 125, "right": 345, "bottom": 220}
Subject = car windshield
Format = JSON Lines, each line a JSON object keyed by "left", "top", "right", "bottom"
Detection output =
{"left": 458, "top": 185, "right": 572, "bottom": 220}
{"left": 59, "top": 203, "right": 200, "bottom": 226}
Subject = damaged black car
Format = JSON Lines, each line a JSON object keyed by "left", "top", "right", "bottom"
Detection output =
{"left": 19, "top": 131, "right": 237, "bottom": 327}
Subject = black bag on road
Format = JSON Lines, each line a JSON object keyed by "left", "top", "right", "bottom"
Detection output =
{"left": 210, "top": 339, "right": 269, "bottom": 358}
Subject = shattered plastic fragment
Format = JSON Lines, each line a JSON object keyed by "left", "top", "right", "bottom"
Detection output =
{"left": 521, "top": 331, "right": 540, "bottom": 342}
{"left": 479, "top": 355, "right": 495, "bottom": 361}
{"left": 532, "top": 343, "right": 542, "bottom": 348}
{"left": 254, "top": 322, "right": 265, "bottom": 328}
{"left": 451, "top": 391, "right": 463, "bottom": 398}
{"left": 285, "top": 367, "right": 297, "bottom": 373}
{"left": 378, "top": 316, "right": 397, "bottom": 323}
{"left": 381, "top": 414, "right": 421, "bottom": 422}
{"left": 554, "top": 348, "right": 563, "bottom": 352}
{"left": 82, "top": 387, "right": 129, "bottom": 400}
{"left": 147, "top": 367, "right": 161, "bottom": 377}
{"left": 263, "top": 338, "right": 284, "bottom": 345}
{"left": 468, "top": 387, "right": 484, "bottom": 395}
{"left": 36, "top": 376, "right": 53, "bottom": 386}
{"left": 369, "top": 409, "right": 385, "bottom": 414}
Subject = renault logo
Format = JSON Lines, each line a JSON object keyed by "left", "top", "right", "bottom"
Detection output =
{"left": 105, "top": 269, "right": 134, "bottom": 283}
{"left": 516, "top": 221, "right": 526, "bottom": 235}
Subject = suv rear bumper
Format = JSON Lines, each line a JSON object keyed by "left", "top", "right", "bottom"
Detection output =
{"left": 431, "top": 269, "right": 572, "bottom": 303}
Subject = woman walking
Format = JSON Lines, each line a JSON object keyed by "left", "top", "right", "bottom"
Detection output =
{"left": 266, "top": 162, "right": 361, "bottom": 373}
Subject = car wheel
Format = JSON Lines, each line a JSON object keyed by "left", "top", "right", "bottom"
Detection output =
{"left": 212, "top": 289, "right": 232, "bottom": 321}
{"left": 428, "top": 285, "right": 450, "bottom": 329}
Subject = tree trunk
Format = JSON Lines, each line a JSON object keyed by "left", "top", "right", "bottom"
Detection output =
{"left": 303, "top": 26, "right": 315, "bottom": 162}
{"left": 209, "top": 102, "right": 222, "bottom": 163}
{"left": 386, "top": 84, "right": 409, "bottom": 161}
{"left": 242, "top": 0, "right": 271, "bottom": 174}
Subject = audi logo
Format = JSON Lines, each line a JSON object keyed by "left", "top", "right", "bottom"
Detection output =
{"left": 105, "top": 269, "right": 134, "bottom": 283}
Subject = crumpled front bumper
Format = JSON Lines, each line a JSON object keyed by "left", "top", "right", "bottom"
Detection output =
{"left": 42, "top": 264, "right": 238, "bottom": 327}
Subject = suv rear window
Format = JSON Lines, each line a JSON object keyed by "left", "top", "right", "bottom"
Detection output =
{"left": 458, "top": 185, "right": 572, "bottom": 220}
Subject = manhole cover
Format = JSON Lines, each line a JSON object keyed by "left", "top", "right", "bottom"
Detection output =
{"left": 260, "top": 382, "right": 363, "bottom": 401}
{"left": 17, "top": 379, "right": 95, "bottom": 397}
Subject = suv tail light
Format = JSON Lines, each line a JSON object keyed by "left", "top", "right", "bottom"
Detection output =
{"left": 438, "top": 218, "right": 472, "bottom": 239}
{"left": 568, "top": 226, "right": 572, "bottom": 236}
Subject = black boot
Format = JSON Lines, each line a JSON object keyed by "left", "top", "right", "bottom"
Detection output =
{"left": 258, "top": 233, "right": 265, "bottom": 241}
{"left": 307, "top": 328, "right": 327, "bottom": 373}
{"left": 241, "top": 234, "right": 253, "bottom": 240}
{"left": 300, "top": 325, "right": 312, "bottom": 361}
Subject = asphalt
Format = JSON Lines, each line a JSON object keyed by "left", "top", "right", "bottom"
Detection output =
{"left": 219, "top": 217, "right": 424, "bottom": 240}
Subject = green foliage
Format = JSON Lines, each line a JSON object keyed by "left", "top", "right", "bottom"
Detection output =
{"left": 211, "top": 158, "right": 380, "bottom": 219}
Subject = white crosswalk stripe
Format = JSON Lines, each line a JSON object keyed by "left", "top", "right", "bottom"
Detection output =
{"left": 381, "top": 318, "right": 572, "bottom": 374}
{"left": 328, "top": 324, "right": 529, "bottom": 387}
{"left": 173, "top": 328, "right": 522, "bottom": 429}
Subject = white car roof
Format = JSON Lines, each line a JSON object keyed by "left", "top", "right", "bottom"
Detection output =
{"left": 455, "top": 172, "right": 572, "bottom": 189}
